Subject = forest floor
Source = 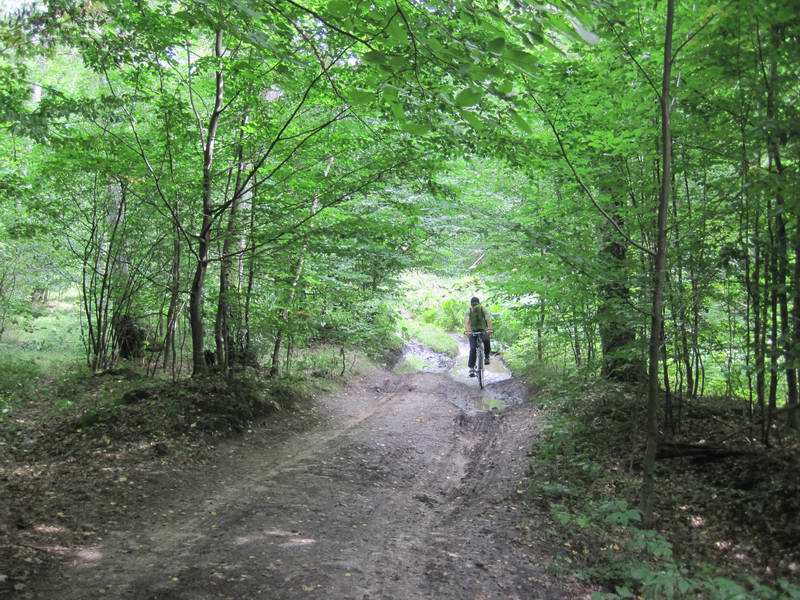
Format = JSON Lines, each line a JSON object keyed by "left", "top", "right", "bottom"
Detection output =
{"left": 1, "top": 343, "right": 592, "bottom": 599}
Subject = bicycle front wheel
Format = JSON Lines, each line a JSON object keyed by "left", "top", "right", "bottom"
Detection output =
{"left": 477, "top": 350, "right": 484, "bottom": 389}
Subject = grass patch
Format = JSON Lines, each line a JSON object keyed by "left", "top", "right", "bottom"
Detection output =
{"left": 1, "top": 298, "right": 84, "bottom": 417}
{"left": 0, "top": 300, "right": 82, "bottom": 361}
{"left": 0, "top": 355, "right": 42, "bottom": 411}
{"left": 400, "top": 318, "right": 459, "bottom": 357}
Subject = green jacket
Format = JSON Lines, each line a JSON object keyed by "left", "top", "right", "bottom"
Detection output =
{"left": 465, "top": 304, "right": 492, "bottom": 332}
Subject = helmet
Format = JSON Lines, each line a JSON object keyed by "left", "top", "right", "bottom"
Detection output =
{"left": 470, "top": 296, "right": 480, "bottom": 306}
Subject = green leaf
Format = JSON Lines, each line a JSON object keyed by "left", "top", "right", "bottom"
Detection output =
{"left": 510, "top": 110, "right": 532, "bottom": 134}
{"left": 388, "top": 55, "right": 407, "bottom": 69}
{"left": 570, "top": 19, "right": 599, "bottom": 45}
{"left": 327, "top": 0, "right": 350, "bottom": 17}
{"left": 401, "top": 122, "right": 431, "bottom": 135}
{"left": 381, "top": 84, "right": 399, "bottom": 103}
{"left": 503, "top": 47, "right": 537, "bottom": 77}
{"left": 455, "top": 87, "right": 482, "bottom": 108}
{"left": 362, "top": 51, "right": 388, "bottom": 64}
{"left": 494, "top": 79, "right": 513, "bottom": 95}
{"left": 488, "top": 36, "right": 506, "bottom": 54}
{"left": 389, "top": 101, "right": 404, "bottom": 121}
{"left": 233, "top": 1, "right": 264, "bottom": 20}
{"left": 460, "top": 109, "right": 484, "bottom": 131}
{"left": 348, "top": 89, "right": 374, "bottom": 106}
{"left": 386, "top": 18, "right": 407, "bottom": 45}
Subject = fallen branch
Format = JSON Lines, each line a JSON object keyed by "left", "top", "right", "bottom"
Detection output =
{"left": 656, "top": 442, "right": 758, "bottom": 462}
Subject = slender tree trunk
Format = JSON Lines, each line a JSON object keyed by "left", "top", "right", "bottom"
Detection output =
{"left": 215, "top": 111, "right": 249, "bottom": 371}
{"left": 793, "top": 218, "right": 800, "bottom": 428}
{"left": 269, "top": 161, "right": 330, "bottom": 376}
{"left": 641, "top": 0, "right": 674, "bottom": 528}
{"left": 597, "top": 180, "right": 640, "bottom": 382}
{"left": 268, "top": 250, "right": 307, "bottom": 378}
{"left": 756, "top": 241, "right": 772, "bottom": 434}
{"left": 751, "top": 201, "right": 765, "bottom": 419}
{"left": 163, "top": 225, "right": 181, "bottom": 371}
{"left": 679, "top": 167, "right": 695, "bottom": 398}
{"left": 762, "top": 22, "right": 797, "bottom": 426}
{"left": 766, "top": 215, "right": 779, "bottom": 446}
{"left": 690, "top": 263, "right": 701, "bottom": 398}
{"left": 585, "top": 317, "right": 596, "bottom": 367}
{"left": 572, "top": 316, "right": 582, "bottom": 367}
{"left": 661, "top": 319, "right": 673, "bottom": 436}
{"left": 269, "top": 213, "right": 313, "bottom": 377}
{"left": 668, "top": 285, "right": 684, "bottom": 432}
{"left": 536, "top": 297, "right": 545, "bottom": 362}
{"left": 190, "top": 28, "right": 224, "bottom": 376}
{"left": 243, "top": 207, "right": 257, "bottom": 355}
{"left": 759, "top": 241, "right": 770, "bottom": 438}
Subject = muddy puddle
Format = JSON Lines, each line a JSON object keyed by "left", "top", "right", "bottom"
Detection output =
{"left": 397, "top": 336, "right": 524, "bottom": 414}
{"left": 395, "top": 339, "right": 455, "bottom": 373}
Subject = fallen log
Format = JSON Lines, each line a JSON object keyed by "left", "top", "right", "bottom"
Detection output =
{"left": 656, "top": 443, "right": 759, "bottom": 462}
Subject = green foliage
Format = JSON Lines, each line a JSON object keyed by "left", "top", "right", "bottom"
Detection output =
{"left": 0, "top": 297, "right": 84, "bottom": 415}
{"left": 436, "top": 298, "right": 465, "bottom": 331}
{"left": 0, "top": 355, "right": 40, "bottom": 416}
{"left": 530, "top": 373, "right": 800, "bottom": 599}
{"left": 400, "top": 317, "right": 458, "bottom": 357}
{"left": 418, "top": 297, "right": 463, "bottom": 331}
{"left": 1, "top": 300, "right": 82, "bottom": 356}
{"left": 313, "top": 297, "right": 405, "bottom": 363}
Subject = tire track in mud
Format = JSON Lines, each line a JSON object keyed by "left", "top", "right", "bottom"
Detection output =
{"left": 29, "top": 366, "right": 587, "bottom": 600}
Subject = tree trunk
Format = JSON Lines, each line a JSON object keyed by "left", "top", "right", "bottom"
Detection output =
{"left": 759, "top": 239, "right": 770, "bottom": 438}
{"left": 793, "top": 218, "right": 800, "bottom": 429}
{"left": 163, "top": 224, "right": 181, "bottom": 374}
{"left": 270, "top": 250, "right": 308, "bottom": 377}
{"left": 765, "top": 200, "right": 778, "bottom": 446}
{"left": 269, "top": 162, "right": 329, "bottom": 376}
{"left": 190, "top": 28, "right": 225, "bottom": 376}
{"left": 641, "top": 0, "right": 674, "bottom": 528}
{"left": 762, "top": 23, "right": 797, "bottom": 426}
{"left": 536, "top": 297, "right": 545, "bottom": 362}
{"left": 597, "top": 179, "right": 640, "bottom": 382}
{"left": 661, "top": 315, "right": 673, "bottom": 436}
{"left": 215, "top": 112, "right": 249, "bottom": 371}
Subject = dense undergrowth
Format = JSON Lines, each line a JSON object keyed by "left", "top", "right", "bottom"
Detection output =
{"left": 521, "top": 366, "right": 800, "bottom": 599}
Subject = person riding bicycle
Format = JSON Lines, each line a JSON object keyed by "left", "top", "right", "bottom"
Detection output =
{"left": 464, "top": 296, "right": 492, "bottom": 377}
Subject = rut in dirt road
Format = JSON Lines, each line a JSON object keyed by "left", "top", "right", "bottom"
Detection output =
{"left": 30, "top": 366, "right": 581, "bottom": 600}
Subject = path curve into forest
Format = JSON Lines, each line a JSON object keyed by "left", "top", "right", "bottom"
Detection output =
{"left": 29, "top": 348, "right": 588, "bottom": 600}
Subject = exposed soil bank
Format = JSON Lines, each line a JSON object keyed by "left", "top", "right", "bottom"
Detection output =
{"left": 17, "top": 361, "right": 589, "bottom": 599}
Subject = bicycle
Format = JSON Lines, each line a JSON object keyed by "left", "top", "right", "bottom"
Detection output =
{"left": 469, "top": 331, "right": 487, "bottom": 389}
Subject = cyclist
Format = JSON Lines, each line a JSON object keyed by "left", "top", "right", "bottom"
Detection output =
{"left": 464, "top": 296, "right": 493, "bottom": 377}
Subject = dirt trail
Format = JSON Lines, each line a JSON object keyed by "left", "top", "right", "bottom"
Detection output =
{"left": 28, "top": 355, "right": 584, "bottom": 599}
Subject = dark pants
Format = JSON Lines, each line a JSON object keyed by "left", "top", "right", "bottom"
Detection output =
{"left": 468, "top": 331, "right": 491, "bottom": 369}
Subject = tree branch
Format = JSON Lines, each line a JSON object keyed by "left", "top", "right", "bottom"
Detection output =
{"left": 527, "top": 88, "right": 655, "bottom": 257}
